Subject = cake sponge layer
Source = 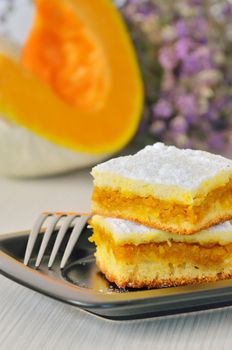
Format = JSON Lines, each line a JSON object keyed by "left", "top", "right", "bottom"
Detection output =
{"left": 96, "top": 244, "right": 232, "bottom": 288}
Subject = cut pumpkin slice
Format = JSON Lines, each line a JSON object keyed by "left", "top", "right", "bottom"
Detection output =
{"left": 0, "top": 0, "right": 143, "bottom": 154}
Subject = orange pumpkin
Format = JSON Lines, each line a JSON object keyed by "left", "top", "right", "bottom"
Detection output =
{"left": 0, "top": 0, "right": 143, "bottom": 155}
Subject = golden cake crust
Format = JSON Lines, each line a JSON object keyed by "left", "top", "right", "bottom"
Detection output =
{"left": 92, "top": 208, "right": 232, "bottom": 235}
{"left": 97, "top": 258, "right": 232, "bottom": 288}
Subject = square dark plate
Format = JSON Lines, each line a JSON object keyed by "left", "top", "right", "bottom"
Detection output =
{"left": 1, "top": 225, "right": 232, "bottom": 320}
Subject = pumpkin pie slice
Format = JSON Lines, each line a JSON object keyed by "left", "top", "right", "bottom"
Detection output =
{"left": 91, "top": 143, "right": 232, "bottom": 234}
{"left": 90, "top": 215, "right": 232, "bottom": 288}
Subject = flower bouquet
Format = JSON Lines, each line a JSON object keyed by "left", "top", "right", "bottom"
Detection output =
{"left": 120, "top": 0, "right": 232, "bottom": 156}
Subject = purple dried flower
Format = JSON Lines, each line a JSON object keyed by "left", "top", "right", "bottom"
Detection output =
{"left": 191, "top": 16, "right": 208, "bottom": 39}
{"left": 189, "top": 0, "right": 201, "bottom": 6}
{"left": 223, "top": 3, "right": 232, "bottom": 18}
{"left": 150, "top": 120, "right": 166, "bottom": 135}
{"left": 136, "top": 3, "right": 156, "bottom": 16}
{"left": 176, "top": 94, "right": 198, "bottom": 117}
{"left": 186, "top": 114, "right": 199, "bottom": 125}
{"left": 175, "top": 20, "right": 189, "bottom": 38}
{"left": 170, "top": 115, "right": 188, "bottom": 132}
{"left": 208, "top": 133, "right": 226, "bottom": 151}
{"left": 158, "top": 47, "right": 177, "bottom": 70}
{"left": 153, "top": 99, "right": 173, "bottom": 119}
{"left": 182, "top": 46, "right": 213, "bottom": 75}
{"left": 202, "top": 109, "right": 218, "bottom": 122}
{"left": 122, "top": 0, "right": 157, "bottom": 19}
{"left": 182, "top": 54, "right": 200, "bottom": 75}
{"left": 175, "top": 38, "right": 193, "bottom": 60}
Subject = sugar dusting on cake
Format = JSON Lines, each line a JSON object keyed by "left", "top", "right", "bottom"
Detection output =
{"left": 92, "top": 215, "right": 232, "bottom": 245}
{"left": 105, "top": 216, "right": 232, "bottom": 234}
{"left": 92, "top": 143, "right": 232, "bottom": 190}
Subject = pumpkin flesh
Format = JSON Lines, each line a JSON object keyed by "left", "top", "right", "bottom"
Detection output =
{"left": 21, "top": 0, "right": 110, "bottom": 111}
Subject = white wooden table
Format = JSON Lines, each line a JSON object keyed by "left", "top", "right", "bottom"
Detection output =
{"left": 1, "top": 170, "right": 232, "bottom": 350}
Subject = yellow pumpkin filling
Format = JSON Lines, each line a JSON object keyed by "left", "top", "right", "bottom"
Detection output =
{"left": 92, "top": 178, "right": 232, "bottom": 234}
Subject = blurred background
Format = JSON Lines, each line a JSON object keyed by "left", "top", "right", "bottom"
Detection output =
{"left": 120, "top": 0, "right": 232, "bottom": 155}
{"left": 0, "top": 0, "right": 231, "bottom": 179}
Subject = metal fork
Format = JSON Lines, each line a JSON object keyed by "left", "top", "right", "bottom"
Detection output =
{"left": 24, "top": 212, "right": 91, "bottom": 269}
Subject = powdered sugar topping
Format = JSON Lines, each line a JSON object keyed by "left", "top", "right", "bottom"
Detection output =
{"left": 105, "top": 216, "right": 232, "bottom": 235}
{"left": 93, "top": 143, "right": 232, "bottom": 190}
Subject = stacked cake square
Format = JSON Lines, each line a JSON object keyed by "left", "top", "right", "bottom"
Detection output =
{"left": 90, "top": 143, "right": 232, "bottom": 288}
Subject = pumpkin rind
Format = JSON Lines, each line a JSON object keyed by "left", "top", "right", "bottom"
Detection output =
{"left": 0, "top": 119, "right": 109, "bottom": 177}
{"left": 0, "top": 0, "right": 143, "bottom": 154}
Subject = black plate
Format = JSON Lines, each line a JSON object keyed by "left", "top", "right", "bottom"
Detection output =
{"left": 1, "top": 225, "right": 232, "bottom": 320}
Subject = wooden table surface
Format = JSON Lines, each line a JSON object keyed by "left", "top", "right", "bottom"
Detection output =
{"left": 1, "top": 170, "right": 232, "bottom": 350}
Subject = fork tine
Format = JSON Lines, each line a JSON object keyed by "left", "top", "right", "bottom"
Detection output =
{"left": 60, "top": 215, "right": 90, "bottom": 269}
{"left": 24, "top": 213, "right": 50, "bottom": 265}
{"left": 35, "top": 214, "right": 63, "bottom": 268}
{"left": 48, "top": 214, "right": 77, "bottom": 269}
